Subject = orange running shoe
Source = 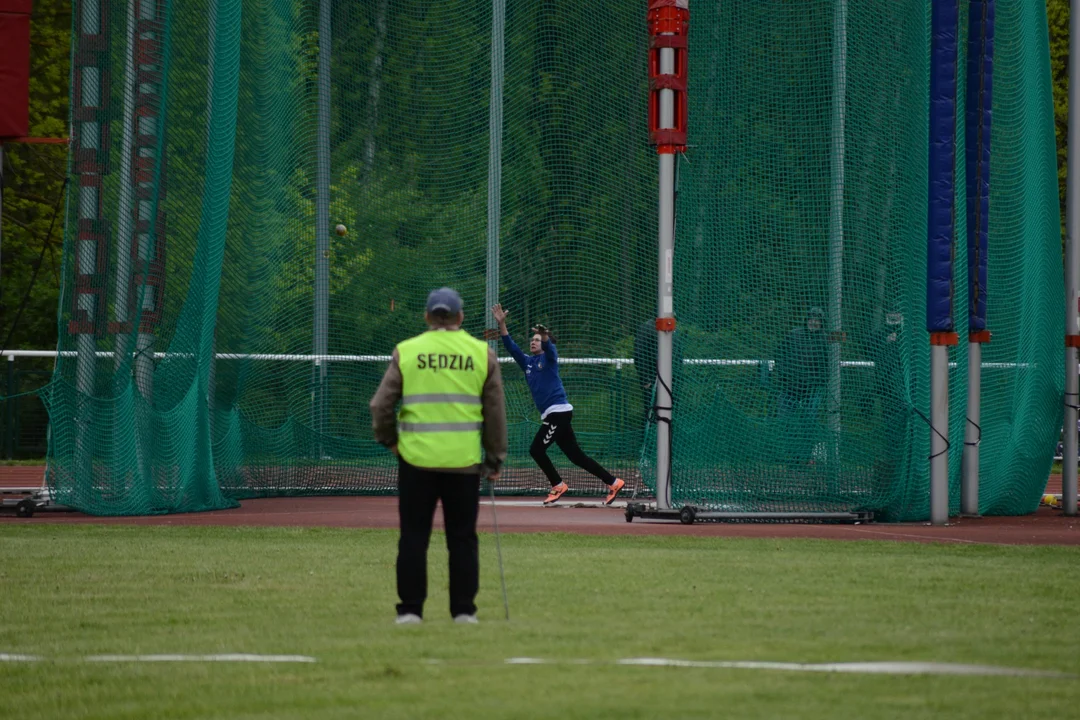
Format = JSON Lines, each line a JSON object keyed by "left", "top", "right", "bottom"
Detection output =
{"left": 604, "top": 478, "right": 625, "bottom": 505}
{"left": 543, "top": 482, "right": 569, "bottom": 505}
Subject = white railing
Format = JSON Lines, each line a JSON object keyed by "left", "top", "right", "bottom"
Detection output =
{"left": 0, "top": 349, "right": 1038, "bottom": 371}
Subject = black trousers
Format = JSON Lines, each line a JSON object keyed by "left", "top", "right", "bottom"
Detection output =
{"left": 396, "top": 460, "right": 480, "bottom": 618}
{"left": 529, "top": 410, "right": 616, "bottom": 487}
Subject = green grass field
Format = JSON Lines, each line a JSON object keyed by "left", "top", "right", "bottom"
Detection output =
{"left": 1, "top": 525, "right": 1078, "bottom": 719}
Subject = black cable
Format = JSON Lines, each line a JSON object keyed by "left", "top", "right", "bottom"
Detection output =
{"left": 912, "top": 405, "right": 951, "bottom": 460}
{"left": 963, "top": 416, "right": 982, "bottom": 448}
{"left": 652, "top": 369, "right": 674, "bottom": 506}
{"left": 1064, "top": 390, "right": 1080, "bottom": 413}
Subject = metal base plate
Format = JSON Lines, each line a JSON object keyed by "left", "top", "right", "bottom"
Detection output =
{"left": 624, "top": 502, "right": 873, "bottom": 525}
{"left": 1, "top": 487, "right": 69, "bottom": 517}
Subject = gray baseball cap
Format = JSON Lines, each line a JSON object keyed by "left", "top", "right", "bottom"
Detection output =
{"left": 426, "top": 287, "right": 463, "bottom": 314}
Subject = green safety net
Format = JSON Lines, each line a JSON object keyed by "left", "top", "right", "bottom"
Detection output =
{"left": 42, "top": 0, "right": 1060, "bottom": 518}
{"left": 650, "top": 0, "right": 1062, "bottom": 520}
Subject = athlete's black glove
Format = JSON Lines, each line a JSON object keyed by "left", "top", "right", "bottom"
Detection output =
{"left": 531, "top": 324, "right": 555, "bottom": 343}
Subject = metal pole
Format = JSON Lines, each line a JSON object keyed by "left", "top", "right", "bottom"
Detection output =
{"left": 131, "top": 0, "right": 166, "bottom": 406}
{"left": 314, "top": 0, "right": 331, "bottom": 445}
{"left": 75, "top": 0, "right": 102, "bottom": 474}
{"left": 962, "top": 340, "right": 980, "bottom": 514}
{"left": 133, "top": 244, "right": 155, "bottom": 401}
{"left": 655, "top": 42, "right": 676, "bottom": 511}
{"left": 827, "top": 0, "right": 847, "bottom": 458}
{"left": 208, "top": 332, "right": 216, "bottom": 440}
{"left": 927, "top": 0, "right": 959, "bottom": 526}
{"left": 113, "top": 0, "right": 140, "bottom": 374}
{"left": 931, "top": 343, "right": 950, "bottom": 524}
{"left": 962, "top": 0, "right": 992, "bottom": 518}
{"left": 1064, "top": 0, "right": 1080, "bottom": 517}
{"left": 485, "top": 0, "right": 505, "bottom": 343}
{"left": 5, "top": 355, "right": 13, "bottom": 460}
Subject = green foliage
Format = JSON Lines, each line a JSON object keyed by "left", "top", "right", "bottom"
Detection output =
{"left": 0, "top": 0, "right": 70, "bottom": 351}
{"left": 1047, "top": 0, "right": 1068, "bottom": 245}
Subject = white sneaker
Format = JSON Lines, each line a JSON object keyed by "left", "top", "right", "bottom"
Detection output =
{"left": 395, "top": 613, "right": 422, "bottom": 625}
{"left": 453, "top": 614, "right": 479, "bottom": 624}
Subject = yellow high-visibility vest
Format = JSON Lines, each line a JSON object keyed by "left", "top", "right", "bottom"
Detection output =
{"left": 396, "top": 329, "right": 489, "bottom": 468}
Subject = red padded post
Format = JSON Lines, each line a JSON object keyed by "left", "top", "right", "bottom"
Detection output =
{"left": 0, "top": 0, "right": 32, "bottom": 139}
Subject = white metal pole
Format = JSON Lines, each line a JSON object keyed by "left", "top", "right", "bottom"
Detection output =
{"left": 1064, "top": 0, "right": 1080, "bottom": 517}
{"left": 962, "top": 340, "right": 980, "bottom": 514}
{"left": 486, "top": 0, "right": 505, "bottom": 344}
{"left": 827, "top": 0, "right": 847, "bottom": 458}
{"left": 314, "top": 0, "right": 331, "bottom": 443}
{"left": 75, "top": 190, "right": 97, "bottom": 459}
{"left": 112, "top": 0, "right": 139, "bottom": 373}
{"left": 208, "top": 332, "right": 216, "bottom": 441}
{"left": 930, "top": 343, "right": 950, "bottom": 524}
{"left": 75, "top": 0, "right": 102, "bottom": 486}
{"left": 655, "top": 41, "right": 676, "bottom": 511}
{"left": 132, "top": 0, "right": 167, "bottom": 405}
{"left": 133, "top": 276, "right": 155, "bottom": 401}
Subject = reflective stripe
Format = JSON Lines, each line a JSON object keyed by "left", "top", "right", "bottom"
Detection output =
{"left": 401, "top": 394, "right": 483, "bottom": 406}
{"left": 399, "top": 421, "right": 483, "bottom": 433}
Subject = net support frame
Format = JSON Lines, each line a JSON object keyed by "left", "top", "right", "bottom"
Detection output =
{"left": 927, "top": 0, "right": 960, "bottom": 526}
{"left": 111, "top": 0, "right": 138, "bottom": 374}
{"left": 962, "top": 340, "right": 981, "bottom": 514}
{"left": 961, "top": 0, "right": 993, "bottom": 517}
{"left": 826, "top": 0, "right": 847, "bottom": 464}
{"left": 73, "top": 0, "right": 109, "bottom": 485}
{"left": 110, "top": 0, "right": 165, "bottom": 404}
{"left": 485, "top": 0, "right": 505, "bottom": 344}
{"left": 930, "top": 340, "right": 950, "bottom": 524}
{"left": 1065, "top": 0, "right": 1080, "bottom": 517}
{"left": 653, "top": 27, "right": 680, "bottom": 511}
{"left": 647, "top": 0, "right": 688, "bottom": 513}
{"left": 656, "top": 145, "right": 674, "bottom": 510}
{"left": 313, "top": 0, "right": 331, "bottom": 446}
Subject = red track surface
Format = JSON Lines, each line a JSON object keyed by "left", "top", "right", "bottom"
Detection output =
{"left": 3, "top": 467, "right": 1077, "bottom": 545}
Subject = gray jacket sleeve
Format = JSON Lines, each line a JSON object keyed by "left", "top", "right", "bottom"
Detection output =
{"left": 369, "top": 349, "right": 403, "bottom": 447}
{"left": 480, "top": 348, "right": 508, "bottom": 477}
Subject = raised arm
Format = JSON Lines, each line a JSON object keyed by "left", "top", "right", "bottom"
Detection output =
{"left": 492, "top": 304, "right": 528, "bottom": 370}
{"left": 501, "top": 334, "right": 528, "bottom": 370}
{"left": 542, "top": 338, "right": 558, "bottom": 363}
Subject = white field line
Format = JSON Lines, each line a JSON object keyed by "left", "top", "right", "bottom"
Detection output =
{"left": 5, "top": 652, "right": 1069, "bottom": 677}
{"left": 843, "top": 527, "right": 1019, "bottom": 547}
{"left": 0, "top": 653, "right": 315, "bottom": 663}
{"left": 85, "top": 654, "right": 316, "bottom": 663}
{"left": 503, "top": 657, "right": 1074, "bottom": 678}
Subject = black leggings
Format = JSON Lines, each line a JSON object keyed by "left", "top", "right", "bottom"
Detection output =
{"left": 529, "top": 411, "right": 616, "bottom": 487}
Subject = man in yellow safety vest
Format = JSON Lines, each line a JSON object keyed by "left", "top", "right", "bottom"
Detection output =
{"left": 370, "top": 287, "right": 507, "bottom": 625}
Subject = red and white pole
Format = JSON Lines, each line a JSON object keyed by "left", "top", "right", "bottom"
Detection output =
{"left": 648, "top": 0, "right": 688, "bottom": 510}
{"left": 110, "top": 0, "right": 168, "bottom": 405}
